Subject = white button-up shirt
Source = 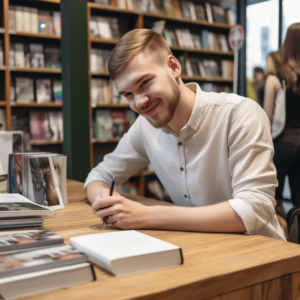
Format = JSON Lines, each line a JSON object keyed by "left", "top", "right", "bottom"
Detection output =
{"left": 85, "top": 83, "right": 286, "bottom": 241}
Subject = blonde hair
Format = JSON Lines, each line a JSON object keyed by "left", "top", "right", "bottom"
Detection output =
{"left": 108, "top": 29, "right": 172, "bottom": 79}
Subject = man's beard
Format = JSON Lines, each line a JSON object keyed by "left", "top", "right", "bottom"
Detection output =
{"left": 140, "top": 77, "right": 181, "bottom": 129}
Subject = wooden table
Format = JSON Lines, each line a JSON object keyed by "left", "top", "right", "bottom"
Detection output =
{"left": 19, "top": 179, "right": 300, "bottom": 300}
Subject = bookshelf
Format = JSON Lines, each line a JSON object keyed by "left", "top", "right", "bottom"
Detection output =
{"left": 1, "top": 0, "right": 62, "bottom": 152}
{"left": 87, "top": 0, "right": 235, "bottom": 197}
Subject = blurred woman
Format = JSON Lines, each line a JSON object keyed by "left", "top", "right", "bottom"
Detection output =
{"left": 263, "top": 23, "right": 300, "bottom": 217}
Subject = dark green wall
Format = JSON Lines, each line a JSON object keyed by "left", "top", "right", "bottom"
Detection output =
{"left": 61, "top": 0, "right": 90, "bottom": 182}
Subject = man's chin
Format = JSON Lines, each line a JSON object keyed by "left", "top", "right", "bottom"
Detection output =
{"left": 144, "top": 115, "right": 168, "bottom": 129}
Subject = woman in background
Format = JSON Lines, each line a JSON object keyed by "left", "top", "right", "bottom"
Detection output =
{"left": 263, "top": 23, "right": 300, "bottom": 218}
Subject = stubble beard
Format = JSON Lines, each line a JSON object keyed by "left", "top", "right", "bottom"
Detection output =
{"left": 142, "top": 77, "right": 181, "bottom": 129}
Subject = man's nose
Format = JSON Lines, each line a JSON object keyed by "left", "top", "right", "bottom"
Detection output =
{"left": 135, "top": 93, "right": 149, "bottom": 109}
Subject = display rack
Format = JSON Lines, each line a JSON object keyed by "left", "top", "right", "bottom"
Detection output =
{"left": 87, "top": 0, "right": 235, "bottom": 196}
{"left": 1, "top": 0, "right": 62, "bottom": 151}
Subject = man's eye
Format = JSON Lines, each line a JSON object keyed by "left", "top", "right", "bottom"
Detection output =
{"left": 124, "top": 92, "right": 132, "bottom": 98}
{"left": 141, "top": 80, "right": 149, "bottom": 87}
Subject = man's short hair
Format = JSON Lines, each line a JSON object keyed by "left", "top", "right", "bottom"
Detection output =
{"left": 108, "top": 29, "right": 173, "bottom": 79}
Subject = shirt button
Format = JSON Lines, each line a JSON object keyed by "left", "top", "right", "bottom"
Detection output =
{"left": 180, "top": 167, "right": 184, "bottom": 171}
{"left": 178, "top": 142, "right": 182, "bottom": 146}
{"left": 184, "top": 194, "right": 188, "bottom": 198}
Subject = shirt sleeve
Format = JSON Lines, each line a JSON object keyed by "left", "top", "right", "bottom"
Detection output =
{"left": 227, "top": 99, "right": 278, "bottom": 233}
{"left": 84, "top": 116, "right": 150, "bottom": 189}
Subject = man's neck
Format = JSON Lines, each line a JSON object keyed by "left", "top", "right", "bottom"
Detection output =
{"left": 168, "top": 82, "right": 196, "bottom": 136}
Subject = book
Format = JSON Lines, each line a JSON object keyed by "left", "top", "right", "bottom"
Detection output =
{"left": 38, "top": 11, "right": 53, "bottom": 34}
{"left": 49, "top": 111, "right": 63, "bottom": 140}
{"left": 95, "top": 109, "right": 113, "bottom": 139}
{"left": 0, "top": 193, "right": 56, "bottom": 218}
{"left": 8, "top": 6, "right": 16, "bottom": 31}
{"left": 194, "top": 4, "right": 207, "bottom": 21}
{"left": 29, "top": 44, "right": 44, "bottom": 68}
{"left": 0, "top": 109, "right": 5, "bottom": 131}
{"left": 9, "top": 43, "right": 15, "bottom": 68}
{"left": 45, "top": 47, "right": 61, "bottom": 69}
{"left": 151, "top": 20, "right": 166, "bottom": 35}
{"left": 53, "top": 80, "right": 62, "bottom": 102}
{"left": 0, "top": 230, "right": 63, "bottom": 253}
{"left": 0, "top": 245, "right": 88, "bottom": 278}
{"left": 205, "top": 2, "right": 213, "bottom": 23}
{"left": 15, "top": 77, "right": 34, "bottom": 103}
{"left": 111, "top": 110, "right": 126, "bottom": 138}
{"left": 30, "top": 8, "right": 39, "bottom": 33}
{"left": 163, "top": 0, "right": 174, "bottom": 16}
{"left": 29, "top": 111, "right": 49, "bottom": 139}
{"left": 52, "top": 12, "right": 61, "bottom": 35}
{"left": 36, "top": 79, "right": 52, "bottom": 103}
{"left": 0, "top": 262, "right": 94, "bottom": 300}
{"left": 70, "top": 230, "right": 183, "bottom": 276}
{"left": 211, "top": 5, "right": 226, "bottom": 24}
{"left": 180, "top": 0, "right": 191, "bottom": 18}
{"left": 11, "top": 114, "right": 32, "bottom": 152}
{"left": 15, "top": 43, "right": 25, "bottom": 68}
{"left": 189, "top": 2, "right": 196, "bottom": 20}
{"left": 0, "top": 40, "right": 3, "bottom": 67}
{"left": 97, "top": 17, "right": 113, "bottom": 39}
{"left": 23, "top": 6, "right": 31, "bottom": 32}
{"left": 15, "top": 6, "right": 24, "bottom": 32}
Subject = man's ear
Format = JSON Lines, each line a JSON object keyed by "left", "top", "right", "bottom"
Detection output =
{"left": 167, "top": 55, "right": 181, "bottom": 79}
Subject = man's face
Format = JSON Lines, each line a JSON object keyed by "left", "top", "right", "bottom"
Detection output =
{"left": 115, "top": 51, "right": 181, "bottom": 128}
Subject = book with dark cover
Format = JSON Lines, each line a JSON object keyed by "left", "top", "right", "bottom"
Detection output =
{"left": 0, "top": 245, "right": 88, "bottom": 278}
{"left": 0, "top": 230, "right": 63, "bottom": 253}
{"left": 29, "top": 44, "right": 44, "bottom": 68}
{"left": 11, "top": 114, "right": 32, "bottom": 152}
{"left": 36, "top": 79, "right": 52, "bottom": 103}
{"left": 111, "top": 110, "right": 126, "bottom": 138}
{"left": 194, "top": 4, "right": 207, "bottom": 21}
{"left": 45, "top": 47, "right": 61, "bottom": 69}
{"left": 180, "top": 0, "right": 190, "bottom": 18}
{"left": 211, "top": 5, "right": 226, "bottom": 24}
{"left": 38, "top": 10, "right": 53, "bottom": 34}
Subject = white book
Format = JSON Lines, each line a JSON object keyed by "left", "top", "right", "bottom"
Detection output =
{"left": 185, "top": 58, "right": 193, "bottom": 76}
{"left": 14, "top": 43, "right": 25, "bottom": 68}
{"left": 184, "top": 29, "right": 194, "bottom": 49}
{"left": 70, "top": 230, "right": 183, "bottom": 276}
{"left": 15, "top": 6, "right": 24, "bottom": 32}
{"left": 23, "top": 7, "right": 31, "bottom": 32}
{"left": 205, "top": 2, "right": 213, "bottom": 23}
{"left": 30, "top": 8, "right": 38, "bottom": 33}
{"left": 188, "top": 2, "right": 196, "bottom": 21}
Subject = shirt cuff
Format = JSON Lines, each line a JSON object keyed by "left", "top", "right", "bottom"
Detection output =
{"left": 83, "top": 168, "right": 113, "bottom": 189}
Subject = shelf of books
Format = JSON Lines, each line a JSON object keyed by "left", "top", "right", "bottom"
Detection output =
{"left": 87, "top": 0, "right": 235, "bottom": 197}
{"left": 0, "top": 0, "right": 63, "bottom": 153}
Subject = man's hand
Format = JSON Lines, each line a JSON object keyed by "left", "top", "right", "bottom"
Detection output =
{"left": 91, "top": 194, "right": 151, "bottom": 229}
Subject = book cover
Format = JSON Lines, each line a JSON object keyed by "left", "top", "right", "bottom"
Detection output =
{"left": 205, "top": 2, "right": 213, "bottom": 23}
{"left": 23, "top": 6, "right": 31, "bottom": 32}
{"left": 9, "top": 5, "right": 16, "bottom": 31}
{"left": 0, "top": 40, "right": 3, "bottom": 66}
{"left": 0, "top": 230, "right": 63, "bottom": 253}
{"left": 30, "top": 44, "right": 45, "bottom": 68}
{"left": 51, "top": 156, "right": 67, "bottom": 204}
{"left": 211, "top": 5, "right": 226, "bottom": 24}
{"left": 30, "top": 7, "right": 38, "bottom": 33}
{"left": 15, "top": 6, "right": 24, "bottom": 32}
{"left": 163, "top": 0, "right": 174, "bottom": 16}
{"left": 95, "top": 109, "right": 113, "bottom": 139}
{"left": 111, "top": 110, "right": 126, "bottom": 138}
{"left": 45, "top": 47, "right": 61, "bottom": 69}
{"left": 53, "top": 80, "right": 62, "bottom": 102}
{"left": 49, "top": 111, "right": 63, "bottom": 141}
{"left": 97, "top": 17, "right": 112, "bottom": 39}
{"left": 194, "top": 4, "right": 207, "bottom": 21}
{"left": 15, "top": 77, "right": 34, "bottom": 103}
{"left": 38, "top": 11, "right": 53, "bottom": 34}
{"left": 29, "top": 111, "right": 47, "bottom": 140}
{"left": 15, "top": 43, "right": 25, "bottom": 68}
{"left": 36, "top": 79, "right": 52, "bottom": 103}
{"left": 52, "top": 12, "right": 61, "bottom": 35}
{"left": 180, "top": 0, "right": 190, "bottom": 19}
{"left": 188, "top": 2, "right": 196, "bottom": 20}
{"left": 0, "top": 109, "right": 6, "bottom": 131}
{"left": 0, "top": 245, "right": 88, "bottom": 278}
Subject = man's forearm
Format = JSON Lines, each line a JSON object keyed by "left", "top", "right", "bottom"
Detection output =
{"left": 85, "top": 180, "right": 111, "bottom": 204}
{"left": 145, "top": 201, "right": 246, "bottom": 233}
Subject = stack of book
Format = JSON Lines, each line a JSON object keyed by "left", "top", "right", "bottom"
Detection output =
{"left": 94, "top": 109, "right": 136, "bottom": 139}
{"left": 89, "top": 16, "right": 125, "bottom": 40}
{"left": 11, "top": 77, "right": 62, "bottom": 103}
{"left": 29, "top": 111, "right": 63, "bottom": 141}
{"left": 0, "top": 193, "right": 56, "bottom": 228}
{"left": 10, "top": 43, "right": 61, "bottom": 69}
{"left": 7, "top": 152, "right": 67, "bottom": 209}
{"left": 0, "top": 230, "right": 95, "bottom": 299}
{"left": 9, "top": 6, "right": 61, "bottom": 35}
{"left": 178, "top": 55, "right": 233, "bottom": 79}
{"left": 90, "top": 48, "right": 111, "bottom": 73}
{"left": 91, "top": 0, "right": 234, "bottom": 25}
{"left": 90, "top": 79, "right": 127, "bottom": 106}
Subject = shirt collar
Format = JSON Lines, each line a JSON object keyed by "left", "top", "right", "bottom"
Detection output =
{"left": 161, "top": 82, "right": 203, "bottom": 134}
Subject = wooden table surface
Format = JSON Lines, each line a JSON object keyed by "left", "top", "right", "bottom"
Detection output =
{"left": 19, "top": 179, "right": 300, "bottom": 300}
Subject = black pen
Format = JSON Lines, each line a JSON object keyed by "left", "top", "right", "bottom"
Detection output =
{"left": 103, "top": 176, "right": 115, "bottom": 230}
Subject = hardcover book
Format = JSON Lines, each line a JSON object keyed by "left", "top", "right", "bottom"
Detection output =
{"left": 15, "top": 77, "right": 34, "bottom": 103}
{"left": 36, "top": 79, "right": 52, "bottom": 103}
{"left": 30, "top": 44, "right": 45, "bottom": 68}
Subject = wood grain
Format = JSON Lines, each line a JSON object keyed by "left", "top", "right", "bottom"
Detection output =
{"left": 16, "top": 180, "right": 300, "bottom": 300}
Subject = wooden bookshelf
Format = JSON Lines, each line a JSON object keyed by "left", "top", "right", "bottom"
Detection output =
{"left": 10, "top": 102, "right": 62, "bottom": 107}
{"left": 9, "top": 31, "right": 61, "bottom": 39}
{"left": 11, "top": 68, "right": 62, "bottom": 73}
{"left": 30, "top": 139, "right": 63, "bottom": 145}
{"left": 87, "top": 0, "right": 235, "bottom": 196}
{"left": 2, "top": 0, "right": 62, "bottom": 156}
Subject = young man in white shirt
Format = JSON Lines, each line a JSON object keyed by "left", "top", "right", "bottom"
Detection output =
{"left": 85, "top": 29, "right": 285, "bottom": 241}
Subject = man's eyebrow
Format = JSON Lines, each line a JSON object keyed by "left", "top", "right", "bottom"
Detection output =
{"left": 119, "top": 73, "right": 153, "bottom": 96}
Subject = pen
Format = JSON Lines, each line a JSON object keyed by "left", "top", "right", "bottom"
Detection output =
{"left": 103, "top": 176, "right": 115, "bottom": 230}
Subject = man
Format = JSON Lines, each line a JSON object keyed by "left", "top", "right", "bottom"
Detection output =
{"left": 85, "top": 29, "right": 285, "bottom": 241}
